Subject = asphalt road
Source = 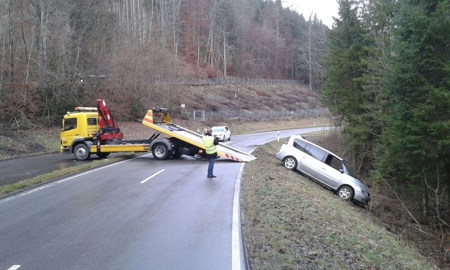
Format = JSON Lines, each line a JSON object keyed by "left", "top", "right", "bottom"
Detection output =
{"left": 0, "top": 153, "right": 125, "bottom": 187}
{"left": 0, "top": 127, "right": 329, "bottom": 270}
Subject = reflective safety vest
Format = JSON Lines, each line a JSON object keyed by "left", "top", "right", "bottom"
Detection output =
{"left": 202, "top": 135, "right": 217, "bottom": 154}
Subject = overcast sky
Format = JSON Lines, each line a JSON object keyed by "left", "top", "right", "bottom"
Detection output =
{"left": 281, "top": 0, "right": 339, "bottom": 28}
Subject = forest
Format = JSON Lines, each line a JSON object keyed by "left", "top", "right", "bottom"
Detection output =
{"left": 0, "top": 0, "right": 449, "bottom": 262}
{"left": 0, "top": 0, "right": 327, "bottom": 126}
{"left": 321, "top": 0, "right": 449, "bottom": 256}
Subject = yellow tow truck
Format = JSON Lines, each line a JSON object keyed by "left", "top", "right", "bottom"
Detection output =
{"left": 60, "top": 99, "right": 256, "bottom": 162}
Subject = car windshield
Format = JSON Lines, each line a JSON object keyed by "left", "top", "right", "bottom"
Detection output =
{"left": 342, "top": 160, "right": 356, "bottom": 178}
{"left": 212, "top": 127, "right": 224, "bottom": 132}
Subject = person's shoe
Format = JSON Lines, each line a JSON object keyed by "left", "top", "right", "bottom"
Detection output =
{"left": 207, "top": 175, "right": 217, "bottom": 178}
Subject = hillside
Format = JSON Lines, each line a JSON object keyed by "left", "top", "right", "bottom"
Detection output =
{"left": 151, "top": 84, "right": 322, "bottom": 112}
{"left": 0, "top": 84, "right": 324, "bottom": 160}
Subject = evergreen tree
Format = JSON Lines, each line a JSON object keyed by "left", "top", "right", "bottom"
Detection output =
{"left": 378, "top": 0, "right": 450, "bottom": 220}
{"left": 321, "top": 0, "right": 372, "bottom": 173}
{"left": 358, "top": 0, "right": 396, "bottom": 174}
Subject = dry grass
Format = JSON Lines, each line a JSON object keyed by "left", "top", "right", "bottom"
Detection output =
{"left": 0, "top": 127, "right": 60, "bottom": 160}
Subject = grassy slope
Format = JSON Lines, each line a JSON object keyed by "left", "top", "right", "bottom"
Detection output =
{"left": 242, "top": 141, "right": 440, "bottom": 270}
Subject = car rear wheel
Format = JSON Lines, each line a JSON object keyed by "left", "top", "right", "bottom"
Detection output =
{"left": 283, "top": 156, "right": 297, "bottom": 170}
{"left": 337, "top": 185, "right": 354, "bottom": 201}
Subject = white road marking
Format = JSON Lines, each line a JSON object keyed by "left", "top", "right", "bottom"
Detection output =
{"left": 7, "top": 265, "right": 21, "bottom": 270}
{"left": 140, "top": 169, "right": 165, "bottom": 184}
{"left": 232, "top": 163, "right": 245, "bottom": 270}
{"left": 1, "top": 159, "right": 132, "bottom": 204}
{"left": 57, "top": 160, "right": 130, "bottom": 184}
{"left": 0, "top": 184, "right": 53, "bottom": 203}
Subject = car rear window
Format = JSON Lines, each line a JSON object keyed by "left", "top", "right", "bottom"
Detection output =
{"left": 293, "top": 138, "right": 308, "bottom": 151}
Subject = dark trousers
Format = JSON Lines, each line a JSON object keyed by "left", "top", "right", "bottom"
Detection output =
{"left": 207, "top": 157, "right": 215, "bottom": 176}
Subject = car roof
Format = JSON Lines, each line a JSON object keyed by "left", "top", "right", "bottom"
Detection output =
{"left": 289, "top": 134, "right": 344, "bottom": 161}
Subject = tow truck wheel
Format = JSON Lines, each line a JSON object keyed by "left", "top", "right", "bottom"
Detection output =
{"left": 152, "top": 143, "right": 170, "bottom": 160}
{"left": 74, "top": 143, "right": 90, "bottom": 161}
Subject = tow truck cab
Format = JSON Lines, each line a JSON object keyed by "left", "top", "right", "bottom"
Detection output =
{"left": 60, "top": 108, "right": 99, "bottom": 154}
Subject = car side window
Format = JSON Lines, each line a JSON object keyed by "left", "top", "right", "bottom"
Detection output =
{"left": 325, "top": 154, "right": 342, "bottom": 171}
{"left": 306, "top": 144, "right": 326, "bottom": 161}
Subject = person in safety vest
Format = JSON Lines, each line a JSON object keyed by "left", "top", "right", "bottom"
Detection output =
{"left": 202, "top": 128, "right": 219, "bottom": 178}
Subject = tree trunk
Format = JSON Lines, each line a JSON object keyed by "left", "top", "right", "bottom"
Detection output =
{"left": 8, "top": 0, "right": 15, "bottom": 82}
{"left": 308, "top": 13, "right": 313, "bottom": 90}
{"left": 223, "top": 26, "right": 226, "bottom": 77}
{"left": 39, "top": 0, "right": 48, "bottom": 80}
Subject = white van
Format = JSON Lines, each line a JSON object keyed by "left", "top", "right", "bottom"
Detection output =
{"left": 211, "top": 126, "right": 231, "bottom": 141}
{"left": 276, "top": 135, "right": 371, "bottom": 205}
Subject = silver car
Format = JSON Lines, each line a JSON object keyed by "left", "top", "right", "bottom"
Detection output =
{"left": 276, "top": 135, "right": 371, "bottom": 205}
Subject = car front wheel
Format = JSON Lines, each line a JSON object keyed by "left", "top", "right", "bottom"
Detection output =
{"left": 337, "top": 185, "right": 354, "bottom": 201}
{"left": 283, "top": 156, "right": 297, "bottom": 170}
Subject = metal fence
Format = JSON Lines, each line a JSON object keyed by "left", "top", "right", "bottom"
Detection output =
{"left": 153, "top": 76, "right": 304, "bottom": 86}
{"left": 192, "top": 108, "right": 329, "bottom": 122}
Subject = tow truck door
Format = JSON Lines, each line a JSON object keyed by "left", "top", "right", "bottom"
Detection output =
{"left": 60, "top": 116, "right": 79, "bottom": 148}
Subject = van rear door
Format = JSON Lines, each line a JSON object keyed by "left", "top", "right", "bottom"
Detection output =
{"left": 298, "top": 143, "right": 326, "bottom": 180}
{"left": 314, "top": 154, "right": 342, "bottom": 189}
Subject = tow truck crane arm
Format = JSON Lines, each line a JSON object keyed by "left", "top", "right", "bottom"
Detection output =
{"left": 95, "top": 99, "right": 123, "bottom": 141}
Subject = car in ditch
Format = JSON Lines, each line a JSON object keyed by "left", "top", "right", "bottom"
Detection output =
{"left": 275, "top": 135, "right": 371, "bottom": 205}
{"left": 211, "top": 126, "right": 231, "bottom": 141}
